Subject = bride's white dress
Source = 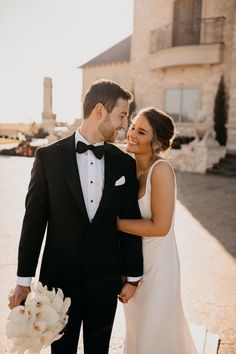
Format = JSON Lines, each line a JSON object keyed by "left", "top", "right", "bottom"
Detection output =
{"left": 124, "top": 160, "right": 198, "bottom": 354}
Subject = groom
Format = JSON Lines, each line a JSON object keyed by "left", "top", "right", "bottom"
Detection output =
{"left": 9, "top": 79, "right": 143, "bottom": 354}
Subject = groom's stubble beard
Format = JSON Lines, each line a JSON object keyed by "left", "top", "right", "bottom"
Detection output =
{"left": 98, "top": 113, "right": 117, "bottom": 142}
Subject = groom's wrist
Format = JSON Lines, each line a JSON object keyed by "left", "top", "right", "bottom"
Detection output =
{"left": 17, "top": 276, "right": 32, "bottom": 287}
{"left": 122, "top": 276, "right": 141, "bottom": 287}
{"left": 127, "top": 276, "right": 141, "bottom": 282}
{"left": 126, "top": 280, "right": 140, "bottom": 287}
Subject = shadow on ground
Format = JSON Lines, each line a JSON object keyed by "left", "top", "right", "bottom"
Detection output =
{"left": 176, "top": 171, "right": 236, "bottom": 258}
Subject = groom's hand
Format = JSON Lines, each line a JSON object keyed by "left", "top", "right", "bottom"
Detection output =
{"left": 8, "top": 285, "right": 31, "bottom": 310}
{"left": 118, "top": 283, "right": 137, "bottom": 303}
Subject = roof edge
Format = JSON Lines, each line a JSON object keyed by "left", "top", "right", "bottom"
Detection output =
{"left": 78, "top": 35, "right": 132, "bottom": 69}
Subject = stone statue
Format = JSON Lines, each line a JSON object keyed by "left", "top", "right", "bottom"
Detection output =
{"left": 168, "top": 107, "right": 225, "bottom": 173}
{"left": 192, "top": 108, "right": 217, "bottom": 146}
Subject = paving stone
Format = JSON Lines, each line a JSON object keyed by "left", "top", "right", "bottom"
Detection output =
{"left": 0, "top": 157, "right": 235, "bottom": 354}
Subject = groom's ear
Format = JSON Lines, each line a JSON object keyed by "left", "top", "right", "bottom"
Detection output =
{"left": 94, "top": 103, "right": 106, "bottom": 120}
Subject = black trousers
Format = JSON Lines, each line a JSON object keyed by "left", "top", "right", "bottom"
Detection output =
{"left": 51, "top": 284, "right": 118, "bottom": 354}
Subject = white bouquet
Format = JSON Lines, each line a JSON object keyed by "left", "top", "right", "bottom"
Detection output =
{"left": 6, "top": 281, "right": 71, "bottom": 354}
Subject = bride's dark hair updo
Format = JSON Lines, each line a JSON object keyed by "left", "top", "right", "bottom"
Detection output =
{"left": 137, "top": 107, "right": 176, "bottom": 152}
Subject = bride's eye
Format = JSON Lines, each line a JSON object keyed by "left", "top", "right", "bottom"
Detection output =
{"left": 128, "top": 126, "right": 135, "bottom": 132}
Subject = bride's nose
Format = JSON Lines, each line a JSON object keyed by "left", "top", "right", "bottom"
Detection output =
{"left": 128, "top": 129, "right": 136, "bottom": 138}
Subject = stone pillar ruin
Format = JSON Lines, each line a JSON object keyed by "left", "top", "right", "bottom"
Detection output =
{"left": 41, "top": 77, "right": 56, "bottom": 133}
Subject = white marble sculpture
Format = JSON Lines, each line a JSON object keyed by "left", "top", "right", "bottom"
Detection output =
{"left": 168, "top": 108, "right": 226, "bottom": 173}
{"left": 191, "top": 108, "right": 217, "bottom": 146}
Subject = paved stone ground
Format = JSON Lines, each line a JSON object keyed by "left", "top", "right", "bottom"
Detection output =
{"left": 0, "top": 156, "right": 235, "bottom": 354}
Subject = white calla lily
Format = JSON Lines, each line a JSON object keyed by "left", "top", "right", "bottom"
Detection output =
{"left": 35, "top": 304, "right": 60, "bottom": 326}
{"left": 6, "top": 281, "right": 71, "bottom": 353}
{"left": 51, "top": 295, "right": 63, "bottom": 313}
{"left": 60, "top": 297, "right": 71, "bottom": 315}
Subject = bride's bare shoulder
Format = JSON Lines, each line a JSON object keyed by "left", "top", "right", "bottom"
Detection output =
{"left": 151, "top": 160, "right": 175, "bottom": 184}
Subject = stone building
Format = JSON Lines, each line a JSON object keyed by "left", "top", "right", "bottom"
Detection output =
{"left": 79, "top": 0, "right": 236, "bottom": 155}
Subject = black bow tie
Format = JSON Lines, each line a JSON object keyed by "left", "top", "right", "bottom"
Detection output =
{"left": 76, "top": 141, "right": 106, "bottom": 159}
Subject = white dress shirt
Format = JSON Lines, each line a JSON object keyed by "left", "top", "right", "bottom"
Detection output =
{"left": 17, "top": 130, "right": 140, "bottom": 286}
{"left": 75, "top": 131, "right": 105, "bottom": 222}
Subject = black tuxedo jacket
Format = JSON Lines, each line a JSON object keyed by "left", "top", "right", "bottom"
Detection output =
{"left": 17, "top": 134, "right": 143, "bottom": 292}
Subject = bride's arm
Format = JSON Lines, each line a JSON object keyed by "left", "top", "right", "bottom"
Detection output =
{"left": 117, "top": 162, "right": 175, "bottom": 237}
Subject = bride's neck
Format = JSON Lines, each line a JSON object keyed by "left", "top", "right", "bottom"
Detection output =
{"left": 135, "top": 154, "right": 156, "bottom": 174}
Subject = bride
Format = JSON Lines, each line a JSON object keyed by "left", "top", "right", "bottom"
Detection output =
{"left": 117, "top": 107, "right": 198, "bottom": 354}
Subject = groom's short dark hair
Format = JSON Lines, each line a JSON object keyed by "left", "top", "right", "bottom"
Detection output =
{"left": 83, "top": 79, "right": 133, "bottom": 119}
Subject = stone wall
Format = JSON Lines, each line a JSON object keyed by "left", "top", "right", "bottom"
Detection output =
{"left": 226, "top": 2, "right": 236, "bottom": 151}
{"left": 81, "top": 0, "right": 236, "bottom": 152}
{"left": 81, "top": 62, "right": 133, "bottom": 99}
{"left": 130, "top": 0, "right": 236, "bottom": 150}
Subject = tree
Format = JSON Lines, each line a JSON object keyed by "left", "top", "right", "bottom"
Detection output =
{"left": 213, "top": 76, "right": 228, "bottom": 145}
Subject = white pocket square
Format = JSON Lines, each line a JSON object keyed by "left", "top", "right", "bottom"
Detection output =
{"left": 115, "top": 176, "right": 125, "bottom": 186}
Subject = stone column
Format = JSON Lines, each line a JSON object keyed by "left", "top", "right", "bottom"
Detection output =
{"left": 41, "top": 77, "right": 56, "bottom": 133}
{"left": 227, "top": 7, "right": 236, "bottom": 153}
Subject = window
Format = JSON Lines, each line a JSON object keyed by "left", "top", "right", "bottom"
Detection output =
{"left": 173, "top": 0, "right": 202, "bottom": 46}
{"left": 165, "top": 88, "right": 198, "bottom": 123}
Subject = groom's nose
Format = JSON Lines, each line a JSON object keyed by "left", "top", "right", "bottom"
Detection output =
{"left": 121, "top": 116, "right": 128, "bottom": 131}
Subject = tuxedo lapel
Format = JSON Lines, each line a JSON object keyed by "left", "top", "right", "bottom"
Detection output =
{"left": 59, "top": 134, "right": 89, "bottom": 222}
{"left": 92, "top": 144, "right": 119, "bottom": 223}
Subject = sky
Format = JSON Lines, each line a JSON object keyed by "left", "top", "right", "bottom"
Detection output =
{"left": 0, "top": 0, "right": 133, "bottom": 124}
